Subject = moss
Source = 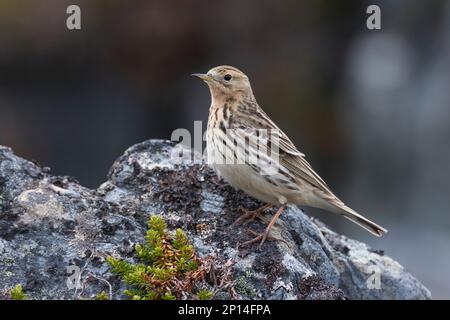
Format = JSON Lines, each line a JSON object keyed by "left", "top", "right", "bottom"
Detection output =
{"left": 197, "top": 289, "right": 213, "bottom": 300}
{"left": 10, "top": 284, "right": 27, "bottom": 300}
{"left": 95, "top": 291, "right": 109, "bottom": 300}
{"left": 107, "top": 215, "right": 213, "bottom": 300}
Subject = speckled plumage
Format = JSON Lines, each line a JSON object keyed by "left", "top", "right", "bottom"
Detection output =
{"left": 193, "top": 66, "right": 387, "bottom": 244}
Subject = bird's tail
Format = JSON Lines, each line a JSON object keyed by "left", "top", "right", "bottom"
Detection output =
{"left": 330, "top": 203, "right": 388, "bottom": 237}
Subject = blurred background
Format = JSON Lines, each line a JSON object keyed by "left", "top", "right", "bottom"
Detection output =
{"left": 0, "top": 0, "right": 449, "bottom": 298}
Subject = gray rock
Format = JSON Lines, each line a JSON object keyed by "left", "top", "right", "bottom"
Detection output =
{"left": 0, "top": 141, "right": 431, "bottom": 299}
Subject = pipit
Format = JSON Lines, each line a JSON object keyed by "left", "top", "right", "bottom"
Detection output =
{"left": 192, "top": 65, "right": 387, "bottom": 248}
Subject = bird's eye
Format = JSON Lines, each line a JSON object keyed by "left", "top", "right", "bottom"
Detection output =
{"left": 224, "top": 74, "right": 232, "bottom": 81}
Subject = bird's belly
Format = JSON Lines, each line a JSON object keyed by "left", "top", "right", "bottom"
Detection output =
{"left": 212, "top": 163, "right": 285, "bottom": 205}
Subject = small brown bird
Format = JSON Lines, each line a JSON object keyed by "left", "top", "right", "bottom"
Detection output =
{"left": 192, "top": 65, "right": 387, "bottom": 248}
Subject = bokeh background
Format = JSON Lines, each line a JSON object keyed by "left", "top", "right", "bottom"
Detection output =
{"left": 1, "top": 0, "right": 449, "bottom": 298}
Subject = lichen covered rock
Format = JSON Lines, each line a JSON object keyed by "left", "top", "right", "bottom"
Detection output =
{"left": 0, "top": 142, "right": 431, "bottom": 299}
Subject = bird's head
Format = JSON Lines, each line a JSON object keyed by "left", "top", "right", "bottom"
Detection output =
{"left": 192, "top": 65, "right": 253, "bottom": 102}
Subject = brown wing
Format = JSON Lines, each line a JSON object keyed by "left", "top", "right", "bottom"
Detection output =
{"left": 232, "top": 104, "right": 340, "bottom": 200}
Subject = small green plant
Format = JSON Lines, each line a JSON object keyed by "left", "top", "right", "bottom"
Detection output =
{"left": 107, "top": 215, "right": 213, "bottom": 300}
{"left": 10, "top": 284, "right": 27, "bottom": 300}
{"left": 197, "top": 289, "right": 213, "bottom": 300}
{"left": 95, "top": 291, "right": 109, "bottom": 300}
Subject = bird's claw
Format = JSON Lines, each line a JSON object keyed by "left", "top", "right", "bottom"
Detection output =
{"left": 231, "top": 204, "right": 271, "bottom": 228}
{"left": 237, "top": 228, "right": 283, "bottom": 250}
{"left": 235, "top": 205, "right": 287, "bottom": 250}
{"left": 232, "top": 208, "right": 258, "bottom": 227}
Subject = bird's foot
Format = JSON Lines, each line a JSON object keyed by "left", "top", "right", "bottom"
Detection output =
{"left": 241, "top": 228, "right": 275, "bottom": 249}
{"left": 237, "top": 206, "right": 287, "bottom": 250}
{"left": 238, "top": 228, "right": 289, "bottom": 250}
{"left": 231, "top": 204, "right": 271, "bottom": 227}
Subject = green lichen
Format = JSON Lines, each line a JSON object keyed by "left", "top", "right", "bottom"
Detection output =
{"left": 107, "top": 215, "right": 213, "bottom": 300}
{"left": 4, "top": 271, "right": 14, "bottom": 278}
{"left": 10, "top": 284, "right": 27, "bottom": 300}
{"left": 234, "top": 273, "right": 257, "bottom": 298}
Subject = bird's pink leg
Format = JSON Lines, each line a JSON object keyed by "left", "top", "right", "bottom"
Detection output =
{"left": 231, "top": 204, "right": 272, "bottom": 227}
{"left": 240, "top": 205, "right": 286, "bottom": 249}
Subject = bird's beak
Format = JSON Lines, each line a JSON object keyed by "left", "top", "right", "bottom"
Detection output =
{"left": 191, "top": 73, "right": 213, "bottom": 83}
